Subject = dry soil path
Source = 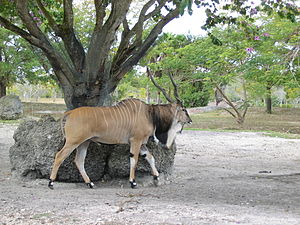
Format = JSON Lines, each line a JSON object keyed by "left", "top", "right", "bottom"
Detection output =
{"left": 1, "top": 124, "right": 300, "bottom": 225}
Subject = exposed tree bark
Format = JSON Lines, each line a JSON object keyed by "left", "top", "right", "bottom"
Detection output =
{"left": 0, "top": 78, "right": 7, "bottom": 98}
{"left": 0, "top": 0, "right": 181, "bottom": 109}
{"left": 214, "top": 84, "right": 248, "bottom": 125}
{"left": 265, "top": 86, "right": 272, "bottom": 114}
{"left": 214, "top": 84, "right": 226, "bottom": 106}
{"left": 0, "top": 48, "right": 7, "bottom": 98}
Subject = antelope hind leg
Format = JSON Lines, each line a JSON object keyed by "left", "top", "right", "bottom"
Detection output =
{"left": 140, "top": 145, "right": 159, "bottom": 186}
{"left": 74, "top": 141, "right": 94, "bottom": 188}
{"left": 49, "top": 143, "right": 79, "bottom": 189}
{"left": 129, "top": 139, "right": 142, "bottom": 188}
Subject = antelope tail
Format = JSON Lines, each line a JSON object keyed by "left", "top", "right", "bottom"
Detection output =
{"left": 60, "top": 111, "right": 72, "bottom": 139}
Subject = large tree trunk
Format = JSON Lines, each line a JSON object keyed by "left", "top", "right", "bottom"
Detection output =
{"left": 60, "top": 72, "right": 118, "bottom": 109}
{"left": 0, "top": 0, "right": 180, "bottom": 109}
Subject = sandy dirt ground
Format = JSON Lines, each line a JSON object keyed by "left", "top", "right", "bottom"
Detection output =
{"left": 1, "top": 124, "right": 300, "bottom": 225}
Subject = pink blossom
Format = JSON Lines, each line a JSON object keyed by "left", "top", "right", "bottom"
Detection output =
{"left": 250, "top": 8, "right": 258, "bottom": 15}
{"left": 254, "top": 36, "right": 260, "bottom": 40}
{"left": 262, "top": 33, "right": 270, "bottom": 37}
{"left": 246, "top": 47, "right": 254, "bottom": 53}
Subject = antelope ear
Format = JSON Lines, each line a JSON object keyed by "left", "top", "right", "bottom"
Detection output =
{"left": 176, "top": 100, "right": 184, "bottom": 107}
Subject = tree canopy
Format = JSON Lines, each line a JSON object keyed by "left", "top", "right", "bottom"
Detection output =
{"left": 0, "top": 0, "right": 298, "bottom": 108}
{"left": 0, "top": 27, "right": 53, "bottom": 97}
{"left": 142, "top": 11, "right": 299, "bottom": 119}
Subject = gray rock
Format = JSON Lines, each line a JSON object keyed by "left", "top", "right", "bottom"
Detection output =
{"left": 0, "top": 95, "right": 23, "bottom": 120}
{"left": 9, "top": 115, "right": 176, "bottom": 182}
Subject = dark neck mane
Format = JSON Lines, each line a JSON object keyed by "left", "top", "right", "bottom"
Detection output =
{"left": 149, "top": 104, "right": 174, "bottom": 144}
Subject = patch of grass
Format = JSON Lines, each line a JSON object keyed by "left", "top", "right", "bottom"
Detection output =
{"left": 0, "top": 119, "right": 20, "bottom": 125}
{"left": 263, "top": 131, "right": 300, "bottom": 139}
{"left": 22, "top": 101, "right": 67, "bottom": 119}
{"left": 186, "top": 107, "right": 300, "bottom": 138}
{"left": 184, "top": 128, "right": 300, "bottom": 139}
{"left": 15, "top": 102, "right": 300, "bottom": 139}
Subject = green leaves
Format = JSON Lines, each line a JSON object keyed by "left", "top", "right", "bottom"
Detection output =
{"left": 208, "top": 32, "right": 222, "bottom": 46}
{"left": 143, "top": 7, "right": 299, "bottom": 107}
{"left": 0, "top": 27, "right": 52, "bottom": 87}
{"left": 178, "top": 0, "right": 193, "bottom": 16}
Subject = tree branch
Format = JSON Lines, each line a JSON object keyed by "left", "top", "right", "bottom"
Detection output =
{"left": 113, "top": 6, "right": 180, "bottom": 81}
{"left": 35, "top": 0, "right": 61, "bottom": 34}
{"left": 0, "top": 16, "right": 42, "bottom": 47}
{"left": 147, "top": 67, "right": 174, "bottom": 103}
{"left": 63, "top": 0, "right": 74, "bottom": 29}
{"left": 86, "top": 0, "right": 131, "bottom": 82}
{"left": 94, "top": 0, "right": 108, "bottom": 31}
{"left": 12, "top": 0, "right": 78, "bottom": 86}
{"left": 16, "top": 0, "right": 48, "bottom": 40}
{"left": 112, "top": 0, "right": 167, "bottom": 71}
{"left": 215, "top": 84, "right": 240, "bottom": 115}
{"left": 36, "top": 0, "right": 85, "bottom": 73}
{"left": 222, "top": 108, "right": 237, "bottom": 118}
{"left": 166, "top": 72, "right": 182, "bottom": 105}
{"left": 59, "top": 0, "right": 86, "bottom": 73}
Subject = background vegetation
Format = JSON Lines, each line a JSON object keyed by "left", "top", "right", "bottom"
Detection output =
{"left": 0, "top": 0, "right": 299, "bottom": 134}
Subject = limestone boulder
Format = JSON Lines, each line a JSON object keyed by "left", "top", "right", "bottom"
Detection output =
{"left": 0, "top": 95, "right": 23, "bottom": 120}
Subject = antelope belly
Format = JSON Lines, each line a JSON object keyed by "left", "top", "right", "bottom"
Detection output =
{"left": 91, "top": 134, "right": 129, "bottom": 144}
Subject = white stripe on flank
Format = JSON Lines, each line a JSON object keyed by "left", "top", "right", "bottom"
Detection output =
{"left": 137, "top": 100, "right": 142, "bottom": 118}
{"left": 118, "top": 104, "right": 126, "bottom": 129}
{"left": 129, "top": 99, "right": 138, "bottom": 126}
{"left": 127, "top": 100, "right": 134, "bottom": 128}
{"left": 123, "top": 102, "right": 131, "bottom": 131}
{"left": 93, "top": 108, "right": 98, "bottom": 125}
{"left": 114, "top": 106, "right": 121, "bottom": 141}
{"left": 100, "top": 108, "right": 108, "bottom": 131}
{"left": 111, "top": 106, "right": 117, "bottom": 137}
{"left": 116, "top": 105, "right": 124, "bottom": 140}
{"left": 120, "top": 102, "right": 126, "bottom": 128}
{"left": 119, "top": 102, "right": 127, "bottom": 131}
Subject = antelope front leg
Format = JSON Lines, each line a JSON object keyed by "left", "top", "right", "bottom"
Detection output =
{"left": 140, "top": 145, "right": 159, "bottom": 186}
{"left": 129, "top": 139, "right": 142, "bottom": 188}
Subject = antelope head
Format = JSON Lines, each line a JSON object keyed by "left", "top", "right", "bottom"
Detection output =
{"left": 147, "top": 67, "right": 192, "bottom": 128}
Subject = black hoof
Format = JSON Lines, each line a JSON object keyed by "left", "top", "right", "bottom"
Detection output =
{"left": 130, "top": 180, "right": 137, "bottom": 189}
{"left": 87, "top": 182, "right": 94, "bottom": 188}
{"left": 153, "top": 176, "right": 159, "bottom": 187}
{"left": 48, "top": 179, "right": 54, "bottom": 189}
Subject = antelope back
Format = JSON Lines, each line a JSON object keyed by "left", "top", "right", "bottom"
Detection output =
{"left": 63, "top": 99, "right": 154, "bottom": 145}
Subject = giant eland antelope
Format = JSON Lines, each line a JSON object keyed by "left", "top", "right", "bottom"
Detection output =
{"left": 48, "top": 69, "right": 192, "bottom": 189}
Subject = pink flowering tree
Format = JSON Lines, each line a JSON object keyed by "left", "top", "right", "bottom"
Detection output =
{"left": 144, "top": 10, "right": 299, "bottom": 123}
{"left": 243, "top": 14, "right": 299, "bottom": 113}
